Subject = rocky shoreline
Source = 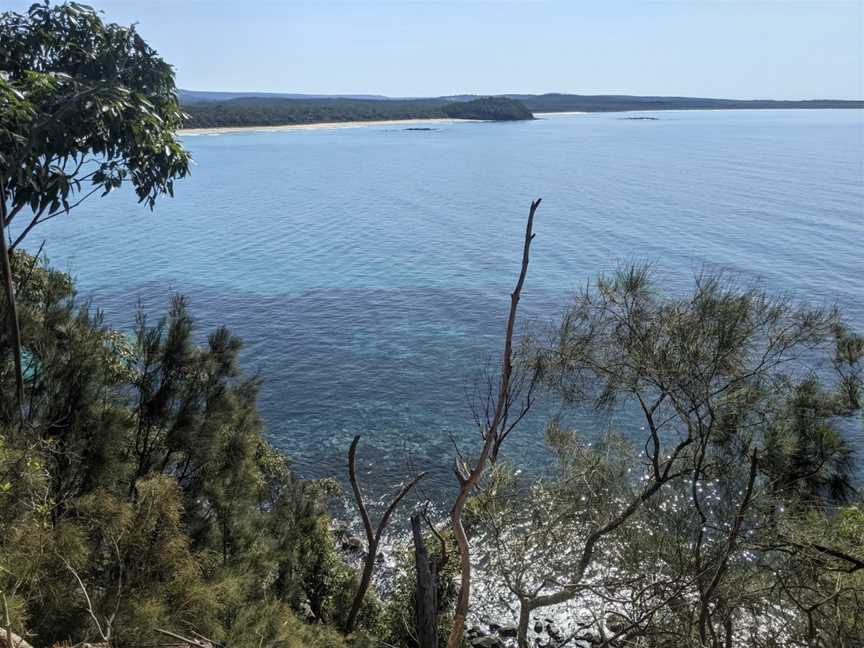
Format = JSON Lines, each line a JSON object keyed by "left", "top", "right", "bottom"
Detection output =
{"left": 332, "top": 519, "right": 616, "bottom": 648}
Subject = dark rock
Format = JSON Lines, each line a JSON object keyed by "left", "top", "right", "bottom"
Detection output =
{"left": 606, "top": 612, "right": 629, "bottom": 635}
{"left": 534, "top": 621, "right": 544, "bottom": 634}
{"left": 546, "top": 622, "right": 562, "bottom": 641}
{"left": 498, "top": 624, "right": 518, "bottom": 637}
{"left": 468, "top": 625, "right": 485, "bottom": 637}
{"left": 471, "top": 637, "right": 504, "bottom": 648}
{"left": 488, "top": 622, "right": 502, "bottom": 632}
{"left": 580, "top": 631, "right": 602, "bottom": 646}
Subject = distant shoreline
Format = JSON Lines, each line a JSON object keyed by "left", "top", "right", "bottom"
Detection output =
{"left": 534, "top": 107, "right": 863, "bottom": 116}
{"left": 179, "top": 117, "right": 475, "bottom": 135}
{"left": 180, "top": 107, "right": 863, "bottom": 135}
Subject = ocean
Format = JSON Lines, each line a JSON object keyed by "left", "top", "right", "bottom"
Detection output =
{"left": 17, "top": 109, "right": 864, "bottom": 497}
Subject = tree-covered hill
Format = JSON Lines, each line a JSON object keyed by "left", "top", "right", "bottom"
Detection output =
{"left": 507, "top": 92, "right": 864, "bottom": 113}
{"left": 181, "top": 96, "right": 534, "bottom": 129}
{"left": 442, "top": 96, "right": 533, "bottom": 121}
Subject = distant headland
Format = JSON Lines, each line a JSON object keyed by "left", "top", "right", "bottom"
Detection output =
{"left": 181, "top": 95, "right": 534, "bottom": 130}
{"left": 179, "top": 90, "right": 863, "bottom": 131}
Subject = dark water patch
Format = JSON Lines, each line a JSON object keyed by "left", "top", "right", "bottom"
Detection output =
{"left": 85, "top": 283, "right": 587, "bottom": 494}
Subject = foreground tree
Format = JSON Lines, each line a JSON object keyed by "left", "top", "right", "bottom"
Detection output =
{"left": 0, "top": 1, "right": 191, "bottom": 414}
{"left": 469, "top": 267, "right": 864, "bottom": 647}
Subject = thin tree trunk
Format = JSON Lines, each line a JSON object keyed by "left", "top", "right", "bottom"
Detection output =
{"left": 0, "top": 184, "right": 25, "bottom": 424}
{"left": 447, "top": 199, "right": 541, "bottom": 648}
{"left": 697, "top": 450, "right": 758, "bottom": 644}
{"left": 346, "top": 534, "right": 380, "bottom": 633}
{"left": 517, "top": 598, "right": 532, "bottom": 648}
{"left": 412, "top": 513, "right": 438, "bottom": 648}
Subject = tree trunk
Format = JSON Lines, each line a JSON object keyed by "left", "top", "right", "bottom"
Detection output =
{"left": 346, "top": 536, "right": 379, "bottom": 632}
{"left": 412, "top": 514, "right": 438, "bottom": 648}
{"left": 517, "top": 598, "right": 532, "bottom": 648}
{"left": 0, "top": 186, "right": 25, "bottom": 424}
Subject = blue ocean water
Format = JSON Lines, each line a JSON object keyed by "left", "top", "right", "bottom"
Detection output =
{"left": 15, "top": 110, "right": 864, "bottom": 495}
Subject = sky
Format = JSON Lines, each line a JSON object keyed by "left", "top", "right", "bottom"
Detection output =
{"left": 7, "top": 0, "right": 864, "bottom": 99}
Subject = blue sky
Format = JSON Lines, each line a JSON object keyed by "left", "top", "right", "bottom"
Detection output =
{"left": 8, "top": 1, "right": 864, "bottom": 99}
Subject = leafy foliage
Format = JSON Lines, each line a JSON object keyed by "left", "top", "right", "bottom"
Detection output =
{"left": 0, "top": 1, "right": 191, "bottom": 247}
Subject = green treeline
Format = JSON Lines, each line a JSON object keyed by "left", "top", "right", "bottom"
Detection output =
{"left": 181, "top": 96, "right": 533, "bottom": 129}
{"left": 180, "top": 93, "right": 863, "bottom": 130}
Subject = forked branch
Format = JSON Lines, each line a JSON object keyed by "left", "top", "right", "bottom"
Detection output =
{"left": 345, "top": 435, "right": 426, "bottom": 633}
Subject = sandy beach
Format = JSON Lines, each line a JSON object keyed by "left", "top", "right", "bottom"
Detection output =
{"left": 179, "top": 117, "right": 474, "bottom": 135}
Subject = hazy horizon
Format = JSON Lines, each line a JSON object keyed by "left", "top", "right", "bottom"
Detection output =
{"left": 5, "top": 0, "right": 863, "bottom": 101}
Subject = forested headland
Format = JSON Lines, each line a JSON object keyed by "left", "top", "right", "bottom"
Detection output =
{"left": 2, "top": 4, "right": 864, "bottom": 648}
{"left": 181, "top": 96, "right": 533, "bottom": 129}
{"left": 179, "top": 91, "right": 863, "bottom": 130}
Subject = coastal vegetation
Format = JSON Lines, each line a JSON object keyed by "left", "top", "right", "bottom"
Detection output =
{"left": 181, "top": 96, "right": 533, "bottom": 129}
{"left": 441, "top": 97, "right": 533, "bottom": 122}
{"left": 2, "top": 3, "right": 863, "bottom": 648}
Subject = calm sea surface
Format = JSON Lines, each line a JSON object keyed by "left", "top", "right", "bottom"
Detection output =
{"left": 17, "top": 110, "right": 864, "bottom": 496}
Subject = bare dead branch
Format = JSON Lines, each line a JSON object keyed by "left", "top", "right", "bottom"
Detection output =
{"left": 59, "top": 555, "right": 110, "bottom": 642}
{"left": 345, "top": 435, "right": 426, "bottom": 633}
{"left": 155, "top": 628, "right": 212, "bottom": 648}
{"left": 447, "top": 198, "right": 541, "bottom": 648}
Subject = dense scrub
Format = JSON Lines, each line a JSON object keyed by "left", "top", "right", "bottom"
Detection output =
{"left": 0, "top": 253, "right": 379, "bottom": 646}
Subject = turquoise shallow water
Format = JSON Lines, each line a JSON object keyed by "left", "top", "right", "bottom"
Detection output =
{"left": 14, "top": 110, "right": 864, "bottom": 494}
